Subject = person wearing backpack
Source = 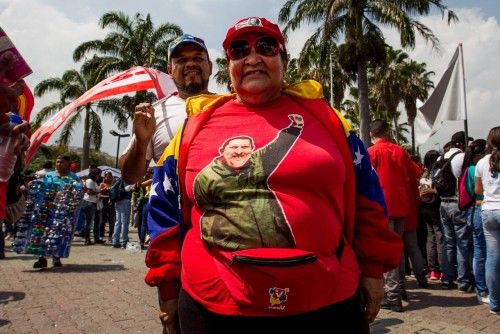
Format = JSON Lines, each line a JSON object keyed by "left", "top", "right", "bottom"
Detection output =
{"left": 475, "top": 126, "right": 500, "bottom": 315}
{"left": 435, "top": 131, "right": 474, "bottom": 292}
{"left": 460, "top": 139, "right": 488, "bottom": 304}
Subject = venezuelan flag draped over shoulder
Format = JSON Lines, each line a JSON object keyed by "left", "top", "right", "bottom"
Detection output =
{"left": 24, "top": 66, "right": 177, "bottom": 164}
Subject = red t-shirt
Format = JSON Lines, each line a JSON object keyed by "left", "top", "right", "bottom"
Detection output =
{"left": 181, "top": 96, "right": 360, "bottom": 315}
{"left": 368, "top": 139, "right": 413, "bottom": 217}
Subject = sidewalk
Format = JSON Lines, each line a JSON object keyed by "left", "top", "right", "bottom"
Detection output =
{"left": 1, "top": 230, "right": 498, "bottom": 333}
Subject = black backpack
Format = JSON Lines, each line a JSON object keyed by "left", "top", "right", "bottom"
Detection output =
{"left": 432, "top": 152, "right": 460, "bottom": 197}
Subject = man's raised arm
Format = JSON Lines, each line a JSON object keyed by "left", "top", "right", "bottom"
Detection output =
{"left": 119, "top": 103, "right": 156, "bottom": 184}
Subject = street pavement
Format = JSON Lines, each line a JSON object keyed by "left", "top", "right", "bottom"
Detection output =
{"left": 1, "top": 229, "right": 499, "bottom": 334}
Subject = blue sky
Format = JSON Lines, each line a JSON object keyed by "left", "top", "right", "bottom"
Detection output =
{"left": 1, "top": 0, "right": 499, "bottom": 157}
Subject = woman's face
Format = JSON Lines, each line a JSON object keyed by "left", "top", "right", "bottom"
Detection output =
{"left": 228, "top": 32, "right": 286, "bottom": 105}
{"left": 104, "top": 173, "right": 113, "bottom": 183}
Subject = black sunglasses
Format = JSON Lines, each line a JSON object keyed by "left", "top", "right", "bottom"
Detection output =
{"left": 227, "top": 36, "right": 281, "bottom": 60}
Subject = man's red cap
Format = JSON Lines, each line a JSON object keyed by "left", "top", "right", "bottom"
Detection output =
{"left": 70, "top": 162, "right": 78, "bottom": 172}
{"left": 222, "top": 17, "right": 285, "bottom": 50}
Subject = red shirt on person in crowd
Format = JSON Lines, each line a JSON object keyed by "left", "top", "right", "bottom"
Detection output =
{"left": 368, "top": 138, "right": 415, "bottom": 218}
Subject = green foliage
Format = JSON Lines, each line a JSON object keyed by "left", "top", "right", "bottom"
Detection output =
{"left": 32, "top": 11, "right": 182, "bottom": 169}
{"left": 278, "top": 0, "right": 457, "bottom": 145}
{"left": 74, "top": 11, "right": 183, "bottom": 75}
{"left": 214, "top": 56, "right": 231, "bottom": 92}
{"left": 26, "top": 144, "right": 115, "bottom": 172}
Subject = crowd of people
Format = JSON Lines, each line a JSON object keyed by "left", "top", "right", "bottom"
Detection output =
{"left": 369, "top": 122, "right": 500, "bottom": 317}
{"left": 0, "top": 15, "right": 499, "bottom": 334}
{"left": 0, "top": 157, "right": 153, "bottom": 266}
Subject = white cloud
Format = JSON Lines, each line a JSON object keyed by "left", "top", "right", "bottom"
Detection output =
{"left": 1, "top": 0, "right": 108, "bottom": 156}
{"left": 1, "top": 0, "right": 103, "bottom": 87}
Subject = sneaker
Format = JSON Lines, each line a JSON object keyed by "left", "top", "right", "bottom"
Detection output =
{"left": 33, "top": 257, "right": 48, "bottom": 269}
{"left": 112, "top": 244, "right": 121, "bottom": 248}
{"left": 430, "top": 271, "right": 440, "bottom": 280}
{"left": 53, "top": 260, "right": 63, "bottom": 268}
{"left": 0, "top": 252, "right": 5, "bottom": 259}
{"left": 458, "top": 285, "right": 474, "bottom": 293}
{"left": 490, "top": 309, "right": 500, "bottom": 315}
{"left": 94, "top": 239, "right": 105, "bottom": 244}
{"left": 381, "top": 300, "right": 404, "bottom": 312}
{"left": 479, "top": 296, "right": 490, "bottom": 305}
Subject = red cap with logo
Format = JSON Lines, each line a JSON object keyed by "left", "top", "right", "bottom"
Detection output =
{"left": 223, "top": 17, "right": 285, "bottom": 50}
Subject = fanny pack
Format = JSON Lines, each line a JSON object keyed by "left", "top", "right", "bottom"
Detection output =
{"left": 212, "top": 240, "right": 345, "bottom": 314}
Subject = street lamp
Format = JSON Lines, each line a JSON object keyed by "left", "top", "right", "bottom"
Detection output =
{"left": 434, "top": 142, "right": 441, "bottom": 153}
{"left": 109, "top": 130, "right": 130, "bottom": 168}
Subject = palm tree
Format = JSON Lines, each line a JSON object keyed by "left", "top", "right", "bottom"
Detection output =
{"left": 290, "top": 36, "right": 353, "bottom": 110}
{"left": 73, "top": 11, "right": 183, "bottom": 115}
{"left": 369, "top": 47, "right": 409, "bottom": 143}
{"left": 74, "top": 11, "right": 182, "bottom": 75}
{"left": 343, "top": 86, "right": 409, "bottom": 144}
{"left": 401, "top": 60, "right": 434, "bottom": 153}
{"left": 34, "top": 69, "right": 128, "bottom": 170}
{"left": 214, "top": 56, "right": 231, "bottom": 92}
{"left": 279, "top": 0, "right": 457, "bottom": 146}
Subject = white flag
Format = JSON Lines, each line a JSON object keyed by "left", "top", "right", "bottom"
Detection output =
{"left": 415, "top": 46, "right": 465, "bottom": 146}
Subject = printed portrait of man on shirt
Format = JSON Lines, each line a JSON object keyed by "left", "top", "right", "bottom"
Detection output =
{"left": 194, "top": 114, "right": 304, "bottom": 250}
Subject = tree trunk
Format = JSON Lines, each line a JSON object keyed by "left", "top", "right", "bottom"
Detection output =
{"left": 411, "top": 122, "right": 416, "bottom": 155}
{"left": 406, "top": 103, "right": 417, "bottom": 155}
{"left": 81, "top": 104, "right": 91, "bottom": 170}
{"left": 357, "top": 59, "right": 371, "bottom": 146}
{"left": 393, "top": 115, "right": 400, "bottom": 145}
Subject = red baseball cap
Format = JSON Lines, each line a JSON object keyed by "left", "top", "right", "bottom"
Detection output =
{"left": 223, "top": 17, "right": 285, "bottom": 50}
{"left": 70, "top": 162, "right": 78, "bottom": 172}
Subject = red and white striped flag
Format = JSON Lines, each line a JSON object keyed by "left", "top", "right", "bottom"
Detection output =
{"left": 25, "top": 66, "right": 176, "bottom": 164}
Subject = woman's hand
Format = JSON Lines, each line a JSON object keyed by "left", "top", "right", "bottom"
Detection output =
{"left": 159, "top": 298, "right": 178, "bottom": 334}
{"left": 359, "top": 277, "right": 384, "bottom": 323}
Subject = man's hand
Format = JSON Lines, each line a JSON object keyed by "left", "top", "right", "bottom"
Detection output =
{"left": 133, "top": 103, "right": 156, "bottom": 142}
{"left": 159, "top": 298, "right": 178, "bottom": 334}
{"left": 359, "top": 277, "right": 384, "bottom": 323}
{"left": 288, "top": 114, "right": 304, "bottom": 128}
{"left": 419, "top": 188, "right": 436, "bottom": 198}
{"left": 13, "top": 122, "right": 31, "bottom": 155}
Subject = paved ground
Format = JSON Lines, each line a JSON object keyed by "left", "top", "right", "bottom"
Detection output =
{"left": 1, "top": 229, "right": 499, "bottom": 334}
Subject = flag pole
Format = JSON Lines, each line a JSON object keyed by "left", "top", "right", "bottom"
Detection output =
{"left": 459, "top": 43, "right": 469, "bottom": 147}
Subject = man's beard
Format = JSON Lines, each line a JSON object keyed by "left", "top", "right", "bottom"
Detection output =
{"left": 175, "top": 79, "right": 209, "bottom": 95}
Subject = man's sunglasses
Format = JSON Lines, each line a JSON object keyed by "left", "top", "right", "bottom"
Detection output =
{"left": 227, "top": 36, "right": 281, "bottom": 60}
